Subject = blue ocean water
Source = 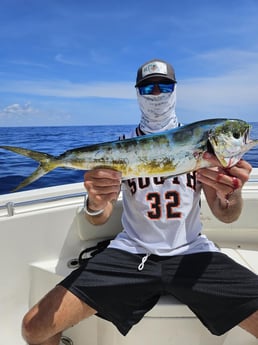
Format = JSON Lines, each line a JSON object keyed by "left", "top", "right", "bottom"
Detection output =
{"left": 0, "top": 123, "right": 258, "bottom": 195}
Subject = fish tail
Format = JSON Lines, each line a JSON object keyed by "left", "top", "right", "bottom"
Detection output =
{"left": 0, "top": 146, "right": 59, "bottom": 192}
{"left": 12, "top": 165, "right": 51, "bottom": 192}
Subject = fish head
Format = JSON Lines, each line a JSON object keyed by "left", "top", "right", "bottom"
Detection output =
{"left": 208, "top": 119, "right": 258, "bottom": 168}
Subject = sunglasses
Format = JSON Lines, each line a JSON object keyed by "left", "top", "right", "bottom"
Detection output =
{"left": 138, "top": 83, "right": 175, "bottom": 95}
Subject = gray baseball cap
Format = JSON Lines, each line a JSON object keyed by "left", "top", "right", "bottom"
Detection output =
{"left": 135, "top": 59, "right": 177, "bottom": 87}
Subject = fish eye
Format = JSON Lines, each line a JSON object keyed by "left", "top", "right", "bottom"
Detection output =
{"left": 233, "top": 132, "right": 240, "bottom": 139}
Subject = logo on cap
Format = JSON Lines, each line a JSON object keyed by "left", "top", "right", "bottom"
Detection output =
{"left": 142, "top": 61, "right": 167, "bottom": 77}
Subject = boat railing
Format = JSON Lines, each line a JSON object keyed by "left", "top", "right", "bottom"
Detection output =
{"left": 0, "top": 192, "right": 86, "bottom": 217}
{"left": 0, "top": 182, "right": 86, "bottom": 217}
{"left": 1, "top": 170, "right": 258, "bottom": 217}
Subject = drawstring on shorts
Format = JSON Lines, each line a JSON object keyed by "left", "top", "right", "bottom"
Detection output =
{"left": 138, "top": 253, "right": 150, "bottom": 271}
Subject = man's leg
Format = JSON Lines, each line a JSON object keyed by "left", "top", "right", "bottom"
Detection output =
{"left": 22, "top": 285, "right": 97, "bottom": 345}
{"left": 239, "top": 310, "right": 258, "bottom": 338}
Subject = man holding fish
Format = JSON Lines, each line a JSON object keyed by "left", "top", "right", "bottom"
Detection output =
{"left": 22, "top": 59, "right": 258, "bottom": 344}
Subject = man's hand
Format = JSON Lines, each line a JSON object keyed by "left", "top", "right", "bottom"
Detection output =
{"left": 197, "top": 152, "right": 252, "bottom": 202}
{"left": 84, "top": 168, "right": 122, "bottom": 212}
{"left": 196, "top": 152, "right": 252, "bottom": 222}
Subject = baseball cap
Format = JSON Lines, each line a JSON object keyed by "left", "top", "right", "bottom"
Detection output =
{"left": 135, "top": 59, "right": 177, "bottom": 87}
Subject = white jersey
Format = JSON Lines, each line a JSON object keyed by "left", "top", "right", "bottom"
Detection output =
{"left": 109, "top": 128, "right": 219, "bottom": 256}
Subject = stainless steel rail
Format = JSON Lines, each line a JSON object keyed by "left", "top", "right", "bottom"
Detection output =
{"left": 0, "top": 192, "right": 85, "bottom": 217}
{"left": 1, "top": 177, "right": 258, "bottom": 217}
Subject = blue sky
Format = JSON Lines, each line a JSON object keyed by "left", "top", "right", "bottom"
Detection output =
{"left": 0, "top": 0, "right": 258, "bottom": 127}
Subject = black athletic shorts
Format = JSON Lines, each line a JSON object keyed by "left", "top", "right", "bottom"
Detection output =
{"left": 59, "top": 248, "right": 258, "bottom": 336}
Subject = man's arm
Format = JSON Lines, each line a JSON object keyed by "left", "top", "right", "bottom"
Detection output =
{"left": 197, "top": 153, "right": 252, "bottom": 223}
{"left": 83, "top": 168, "right": 122, "bottom": 225}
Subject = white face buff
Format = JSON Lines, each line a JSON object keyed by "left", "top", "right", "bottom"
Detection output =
{"left": 137, "top": 85, "right": 178, "bottom": 134}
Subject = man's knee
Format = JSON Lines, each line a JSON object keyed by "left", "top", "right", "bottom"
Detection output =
{"left": 22, "top": 312, "right": 61, "bottom": 345}
{"left": 22, "top": 310, "right": 40, "bottom": 344}
{"left": 239, "top": 310, "right": 258, "bottom": 338}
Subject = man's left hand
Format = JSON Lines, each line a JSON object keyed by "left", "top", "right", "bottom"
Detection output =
{"left": 196, "top": 152, "right": 252, "bottom": 202}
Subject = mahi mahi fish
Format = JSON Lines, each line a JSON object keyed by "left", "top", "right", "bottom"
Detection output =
{"left": 1, "top": 118, "right": 258, "bottom": 192}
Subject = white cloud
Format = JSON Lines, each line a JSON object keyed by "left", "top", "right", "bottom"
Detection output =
{"left": 1, "top": 102, "right": 36, "bottom": 116}
{"left": 0, "top": 102, "right": 74, "bottom": 126}
{"left": 54, "top": 54, "right": 87, "bottom": 66}
{"left": 0, "top": 102, "right": 40, "bottom": 126}
{"left": 1, "top": 48, "right": 258, "bottom": 125}
{"left": 0, "top": 79, "right": 136, "bottom": 99}
{"left": 175, "top": 49, "right": 258, "bottom": 121}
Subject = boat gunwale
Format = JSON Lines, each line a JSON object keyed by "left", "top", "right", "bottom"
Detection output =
{"left": 1, "top": 168, "right": 258, "bottom": 217}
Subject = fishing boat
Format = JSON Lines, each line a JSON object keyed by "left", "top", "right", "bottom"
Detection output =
{"left": 1, "top": 169, "right": 258, "bottom": 345}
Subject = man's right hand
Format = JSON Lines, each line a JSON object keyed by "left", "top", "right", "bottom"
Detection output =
{"left": 84, "top": 168, "right": 122, "bottom": 212}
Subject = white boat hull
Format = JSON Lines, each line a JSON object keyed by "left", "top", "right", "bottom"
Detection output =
{"left": 1, "top": 169, "right": 258, "bottom": 344}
